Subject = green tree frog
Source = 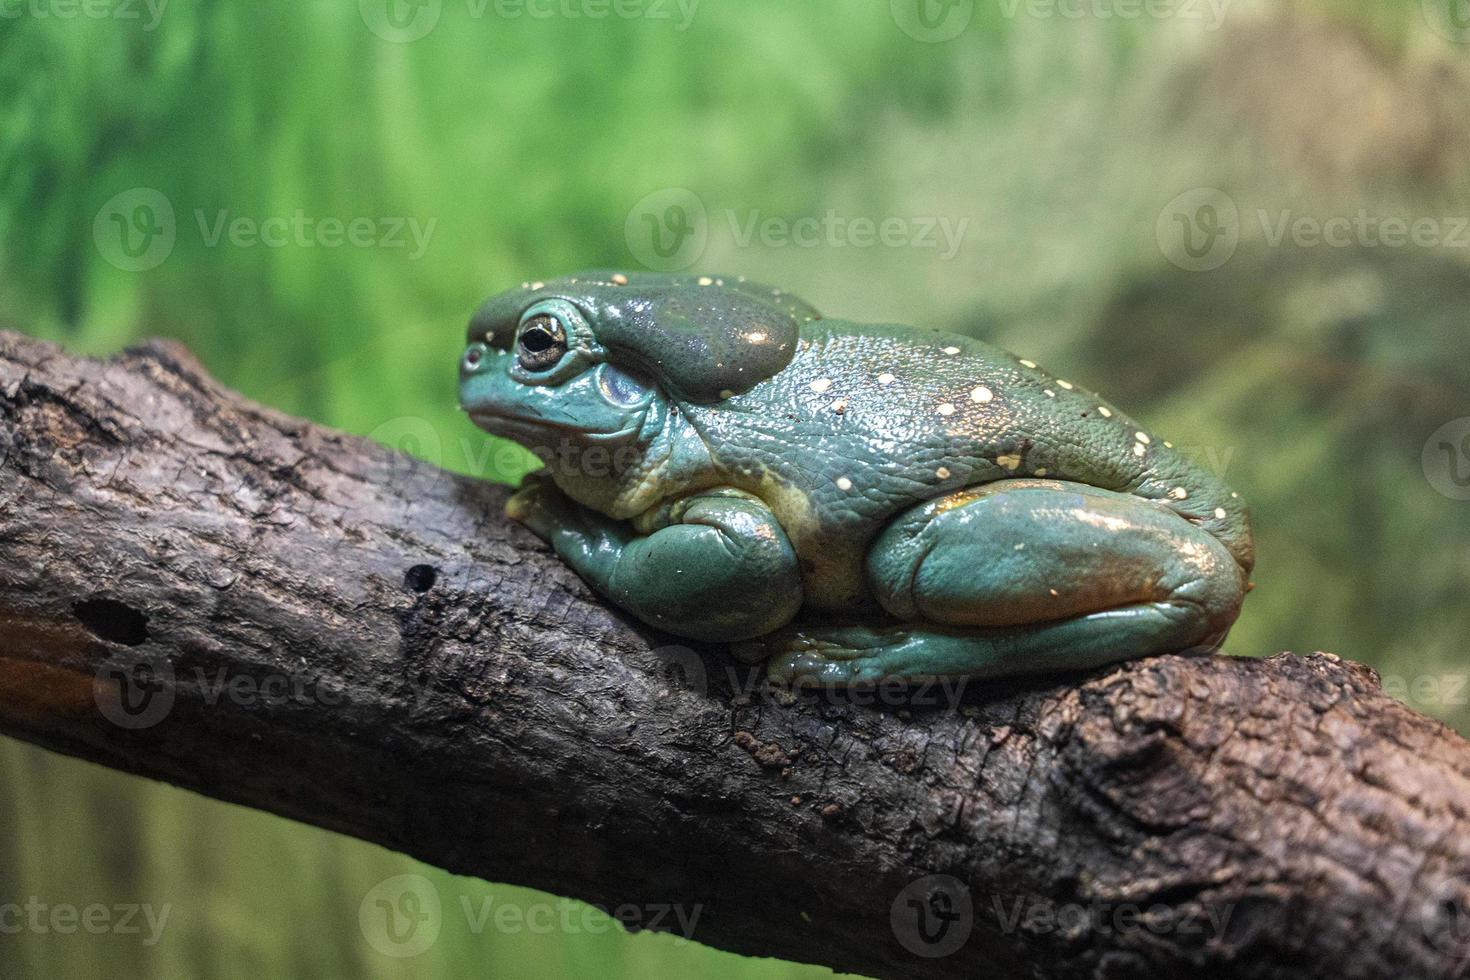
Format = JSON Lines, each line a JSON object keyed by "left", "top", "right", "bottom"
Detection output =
{"left": 459, "top": 271, "right": 1252, "bottom": 685}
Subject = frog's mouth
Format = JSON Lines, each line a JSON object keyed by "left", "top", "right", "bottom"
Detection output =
{"left": 466, "top": 409, "right": 642, "bottom": 446}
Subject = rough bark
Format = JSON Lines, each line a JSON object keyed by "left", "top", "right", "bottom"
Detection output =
{"left": 0, "top": 329, "right": 1467, "bottom": 980}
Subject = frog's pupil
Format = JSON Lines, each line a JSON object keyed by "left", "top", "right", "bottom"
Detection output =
{"left": 522, "top": 327, "right": 554, "bottom": 353}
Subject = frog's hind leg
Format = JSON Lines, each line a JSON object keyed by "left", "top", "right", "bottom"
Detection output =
{"left": 749, "top": 479, "right": 1246, "bottom": 686}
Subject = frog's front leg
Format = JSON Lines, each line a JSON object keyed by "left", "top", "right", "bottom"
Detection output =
{"left": 752, "top": 479, "right": 1247, "bottom": 685}
{"left": 508, "top": 479, "right": 803, "bottom": 642}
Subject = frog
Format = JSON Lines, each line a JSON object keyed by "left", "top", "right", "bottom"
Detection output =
{"left": 458, "top": 270, "right": 1253, "bottom": 686}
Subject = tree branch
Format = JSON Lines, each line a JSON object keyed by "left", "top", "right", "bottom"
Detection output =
{"left": 1, "top": 330, "right": 1467, "bottom": 980}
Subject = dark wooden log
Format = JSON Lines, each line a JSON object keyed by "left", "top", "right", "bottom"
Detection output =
{"left": 0, "top": 330, "right": 1466, "bottom": 980}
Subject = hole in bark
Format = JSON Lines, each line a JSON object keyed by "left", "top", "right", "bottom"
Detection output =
{"left": 73, "top": 598, "right": 149, "bottom": 647}
{"left": 404, "top": 564, "right": 438, "bottom": 593}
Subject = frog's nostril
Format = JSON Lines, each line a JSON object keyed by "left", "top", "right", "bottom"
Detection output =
{"left": 463, "top": 345, "right": 484, "bottom": 372}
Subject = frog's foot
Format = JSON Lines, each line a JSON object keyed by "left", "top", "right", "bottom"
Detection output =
{"left": 747, "top": 616, "right": 1227, "bottom": 687}
{"left": 755, "top": 479, "right": 1247, "bottom": 686}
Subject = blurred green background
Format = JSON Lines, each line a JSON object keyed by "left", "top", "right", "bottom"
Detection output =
{"left": 3, "top": 0, "right": 1470, "bottom": 976}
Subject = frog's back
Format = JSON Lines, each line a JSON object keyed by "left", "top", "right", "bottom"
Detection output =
{"left": 692, "top": 318, "right": 1252, "bottom": 609}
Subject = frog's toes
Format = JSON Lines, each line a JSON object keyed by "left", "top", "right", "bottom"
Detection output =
{"left": 767, "top": 648, "right": 882, "bottom": 688}
{"left": 756, "top": 628, "right": 899, "bottom": 686}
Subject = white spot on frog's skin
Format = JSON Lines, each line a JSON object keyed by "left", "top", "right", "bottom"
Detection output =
{"left": 1135, "top": 431, "right": 1151, "bottom": 444}
{"left": 1097, "top": 406, "right": 1112, "bottom": 418}
{"left": 810, "top": 378, "right": 833, "bottom": 394}
{"left": 830, "top": 398, "right": 847, "bottom": 414}
{"left": 835, "top": 476, "right": 853, "bottom": 491}
{"left": 1133, "top": 443, "right": 1147, "bottom": 458}
{"left": 520, "top": 281, "right": 530, "bottom": 288}
{"left": 1019, "top": 359, "right": 1037, "bottom": 369}
{"left": 943, "top": 346, "right": 961, "bottom": 355}
{"left": 719, "top": 388, "right": 735, "bottom": 400}
{"left": 1164, "top": 441, "right": 1174, "bottom": 448}
{"left": 1049, "top": 588, "right": 1059, "bottom": 596}
{"left": 611, "top": 272, "right": 628, "bottom": 285}
{"left": 1043, "top": 389, "right": 1056, "bottom": 398}
{"left": 697, "top": 276, "right": 713, "bottom": 286}
{"left": 1057, "top": 380, "right": 1074, "bottom": 390}
{"left": 1169, "top": 487, "right": 1188, "bottom": 500}
{"left": 937, "top": 403, "right": 957, "bottom": 416}
{"left": 877, "top": 372, "right": 896, "bottom": 385}
{"left": 971, "top": 386, "right": 993, "bottom": 403}
{"left": 1214, "top": 507, "right": 1227, "bottom": 519}
{"left": 1230, "top": 492, "right": 1239, "bottom": 499}
{"left": 531, "top": 281, "right": 545, "bottom": 289}
{"left": 935, "top": 466, "right": 951, "bottom": 479}
{"left": 1034, "top": 468, "right": 1048, "bottom": 476}
{"left": 1014, "top": 543, "right": 1025, "bottom": 551}
{"left": 996, "top": 454, "right": 1022, "bottom": 470}
{"left": 483, "top": 331, "right": 494, "bottom": 344}
{"left": 747, "top": 331, "right": 768, "bottom": 343}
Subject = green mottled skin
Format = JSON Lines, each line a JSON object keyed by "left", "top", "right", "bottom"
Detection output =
{"left": 460, "top": 271, "right": 1253, "bottom": 685}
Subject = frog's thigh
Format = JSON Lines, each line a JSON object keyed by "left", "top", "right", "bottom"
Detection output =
{"left": 762, "top": 480, "right": 1246, "bottom": 685}
{"left": 868, "top": 479, "right": 1244, "bottom": 633}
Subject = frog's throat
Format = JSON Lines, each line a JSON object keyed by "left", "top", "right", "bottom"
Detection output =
{"left": 549, "top": 407, "right": 715, "bottom": 521}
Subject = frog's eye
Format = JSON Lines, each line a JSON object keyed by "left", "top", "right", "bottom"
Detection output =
{"left": 516, "top": 313, "right": 568, "bottom": 372}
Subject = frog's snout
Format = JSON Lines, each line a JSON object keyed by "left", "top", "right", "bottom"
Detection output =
{"left": 460, "top": 341, "right": 491, "bottom": 379}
